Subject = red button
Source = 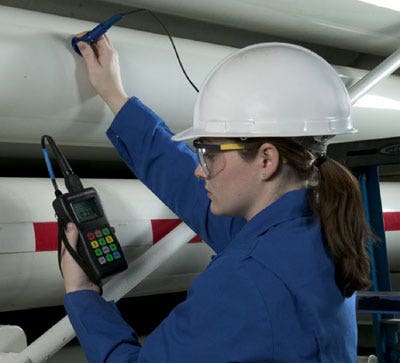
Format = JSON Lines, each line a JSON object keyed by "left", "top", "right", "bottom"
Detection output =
{"left": 87, "top": 232, "right": 95, "bottom": 240}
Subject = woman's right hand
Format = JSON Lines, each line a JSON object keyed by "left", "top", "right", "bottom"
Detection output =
{"left": 76, "top": 34, "right": 129, "bottom": 114}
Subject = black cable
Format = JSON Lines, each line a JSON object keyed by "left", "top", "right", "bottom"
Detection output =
{"left": 46, "top": 137, "right": 74, "bottom": 178}
{"left": 41, "top": 135, "right": 62, "bottom": 195}
{"left": 123, "top": 8, "right": 199, "bottom": 93}
{"left": 42, "top": 135, "right": 83, "bottom": 193}
{"left": 123, "top": 9, "right": 146, "bottom": 16}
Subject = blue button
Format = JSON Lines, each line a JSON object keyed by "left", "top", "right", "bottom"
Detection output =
{"left": 113, "top": 251, "right": 121, "bottom": 259}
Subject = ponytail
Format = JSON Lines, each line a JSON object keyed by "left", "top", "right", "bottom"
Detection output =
{"left": 311, "top": 158, "right": 371, "bottom": 297}
{"left": 237, "top": 137, "right": 372, "bottom": 297}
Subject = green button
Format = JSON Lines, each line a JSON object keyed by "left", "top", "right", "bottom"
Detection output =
{"left": 95, "top": 248, "right": 103, "bottom": 256}
{"left": 98, "top": 238, "right": 106, "bottom": 246}
{"left": 106, "top": 254, "right": 113, "bottom": 262}
{"left": 110, "top": 244, "right": 117, "bottom": 252}
{"left": 102, "top": 227, "right": 110, "bottom": 236}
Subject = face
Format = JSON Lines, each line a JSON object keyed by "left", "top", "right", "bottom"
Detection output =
{"left": 194, "top": 138, "right": 265, "bottom": 220}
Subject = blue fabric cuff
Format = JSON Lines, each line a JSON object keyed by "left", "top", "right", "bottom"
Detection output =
{"left": 64, "top": 290, "right": 140, "bottom": 362}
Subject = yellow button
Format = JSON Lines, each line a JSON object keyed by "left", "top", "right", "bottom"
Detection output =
{"left": 106, "top": 236, "right": 113, "bottom": 243}
{"left": 91, "top": 241, "right": 99, "bottom": 248}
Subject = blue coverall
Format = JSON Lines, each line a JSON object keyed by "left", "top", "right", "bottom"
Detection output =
{"left": 64, "top": 97, "right": 357, "bottom": 362}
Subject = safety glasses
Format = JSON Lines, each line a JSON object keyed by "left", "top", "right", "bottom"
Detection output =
{"left": 193, "top": 139, "right": 246, "bottom": 177}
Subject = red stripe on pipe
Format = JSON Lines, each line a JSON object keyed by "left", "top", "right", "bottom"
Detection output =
{"left": 151, "top": 219, "right": 202, "bottom": 244}
{"left": 33, "top": 219, "right": 202, "bottom": 252}
{"left": 33, "top": 222, "right": 59, "bottom": 251}
{"left": 383, "top": 212, "right": 400, "bottom": 231}
{"left": 33, "top": 213, "right": 398, "bottom": 252}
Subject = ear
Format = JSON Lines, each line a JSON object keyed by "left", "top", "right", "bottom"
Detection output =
{"left": 257, "top": 143, "right": 280, "bottom": 181}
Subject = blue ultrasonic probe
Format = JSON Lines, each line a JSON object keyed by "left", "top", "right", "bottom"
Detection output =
{"left": 70, "top": 9, "right": 200, "bottom": 92}
{"left": 71, "top": 13, "right": 124, "bottom": 56}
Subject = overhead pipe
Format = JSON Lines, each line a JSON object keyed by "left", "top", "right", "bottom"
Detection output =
{"left": 1, "top": 5, "right": 400, "bottom": 148}
{"left": 349, "top": 47, "right": 400, "bottom": 104}
{"left": 0, "top": 5, "right": 233, "bottom": 147}
{"left": 105, "top": 0, "right": 400, "bottom": 56}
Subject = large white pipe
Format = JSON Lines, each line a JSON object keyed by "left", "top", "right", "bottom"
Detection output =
{"left": 0, "top": 177, "right": 213, "bottom": 312}
{"left": 381, "top": 182, "right": 400, "bottom": 272}
{"left": 0, "top": 177, "right": 398, "bottom": 313}
{"left": 0, "top": 5, "right": 400, "bottom": 149}
{"left": 0, "top": 5, "right": 233, "bottom": 147}
{"left": 105, "top": 0, "right": 400, "bottom": 56}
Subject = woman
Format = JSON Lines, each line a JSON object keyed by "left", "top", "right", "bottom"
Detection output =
{"left": 61, "top": 36, "right": 371, "bottom": 362}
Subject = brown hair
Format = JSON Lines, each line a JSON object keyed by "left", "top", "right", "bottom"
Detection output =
{"left": 236, "top": 137, "right": 371, "bottom": 297}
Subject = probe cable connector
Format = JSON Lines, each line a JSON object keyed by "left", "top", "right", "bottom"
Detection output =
{"left": 41, "top": 135, "right": 83, "bottom": 194}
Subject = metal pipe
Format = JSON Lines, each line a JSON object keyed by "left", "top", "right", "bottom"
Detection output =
{"left": 104, "top": 0, "right": 400, "bottom": 56}
{"left": 13, "top": 222, "right": 196, "bottom": 363}
{"left": 0, "top": 326, "right": 27, "bottom": 355}
{"left": 0, "top": 5, "right": 233, "bottom": 147}
{"left": 1, "top": 5, "right": 400, "bottom": 147}
{"left": 349, "top": 47, "right": 400, "bottom": 104}
{"left": 102, "top": 222, "right": 196, "bottom": 301}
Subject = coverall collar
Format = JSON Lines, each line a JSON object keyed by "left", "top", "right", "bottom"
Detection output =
{"left": 225, "top": 188, "right": 313, "bottom": 253}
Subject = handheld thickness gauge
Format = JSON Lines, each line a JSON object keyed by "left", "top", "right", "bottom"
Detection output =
{"left": 41, "top": 135, "right": 127, "bottom": 287}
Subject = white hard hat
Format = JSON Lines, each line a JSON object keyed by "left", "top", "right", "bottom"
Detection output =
{"left": 172, "top": 43, "right": 355, "bottom": 141}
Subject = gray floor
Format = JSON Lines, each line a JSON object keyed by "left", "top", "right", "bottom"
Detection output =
{"left": 47, "top": 345, "right": 86, "bottom": 362}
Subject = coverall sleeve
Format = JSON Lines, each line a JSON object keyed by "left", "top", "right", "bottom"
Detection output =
{"left": 106, "top": 97, "right": 245, "bottom": 253}
{"left": 64, "top": 290, "right": 141, "bottom": 362}
{"left": 64, "top": 256, "right": 274, "bottom": 363}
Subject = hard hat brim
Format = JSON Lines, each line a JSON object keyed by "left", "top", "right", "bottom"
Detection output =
{"left": 171, "top": 127, "right": 233, "bottom": 141}
{"left": 171, "top": 127, "right": 260, "bottom": 141}
{"left": 171, "top": 126, "right": 357, "bottom": 142}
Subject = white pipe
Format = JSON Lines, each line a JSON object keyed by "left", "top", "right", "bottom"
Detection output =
{"left": 105, "top": 0, "right": 400, "bottom": 56}
{"left": 1, "top": 5, "right": 400, "bottom": 147}
{"left": 14, "top": 317, "right": 74, "bottom": 363}
{"left": 349, "top": 47, "right": 400, "bottom": 104}
{"left": 0, "top": 326, "right": 27, "bottom": 354}
{"left": 0, "top": 179, "right": 395, "bottom": 303}
{"left": 0, "top": 5, "right": 233, "bottom": 147}
{"left": 102, "top": 223, "right": 196, "bottom": 300}
{"left": 0, "top": 177, "right": 213, "bottom": 312}
{"left": 0, "top": 177, "right": 396, "bottom": 312}
{"left": 15, "top": 223, "right": 196, "bottom": 363}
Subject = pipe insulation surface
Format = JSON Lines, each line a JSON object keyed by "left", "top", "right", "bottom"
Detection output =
{"left": 0, "top": 5, "right": 400, "bottom": 148}
{"left": 0, "top": 5, "right": 234, "bottom": 147}
{"left": 105, "top": 0, "right": 400, "bottom": 56}
{"left": 0, "top": 178, "right": 398, "bottom": 313}
{"left": 0, "top": 178, "right": 213, "bottom": 311}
